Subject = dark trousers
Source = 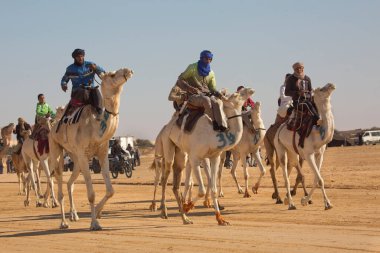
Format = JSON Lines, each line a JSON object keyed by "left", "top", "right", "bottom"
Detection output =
{"left": 71, "top": 87, "right": 103, "bottom": 112}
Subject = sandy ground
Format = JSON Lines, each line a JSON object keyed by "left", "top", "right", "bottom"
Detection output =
{"left": 0, "top": 145, "right": 379, "bottom": 253}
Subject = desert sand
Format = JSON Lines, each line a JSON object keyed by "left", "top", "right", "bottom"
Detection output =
{"left": 0, "top": 145, "right": 379, "bottom": 253}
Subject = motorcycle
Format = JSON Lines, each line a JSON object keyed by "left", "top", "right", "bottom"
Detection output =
{"left": 109, "top": 154, "right": 133, "bottom": 179}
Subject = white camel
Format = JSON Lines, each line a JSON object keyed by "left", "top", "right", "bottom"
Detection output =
{"left": 274, "top": 83, "right": 336, "bottom": 210}
{"left": 19, "top": 107, "right": 64, "bottom": 208}
{"left": 217, "top": 102, "right": 266, "bottom": 198}
{"left": 22, "top": 117, "right": 59, "bottom": 208}
{"left": 158, "top": 88, "right": 254, "bottom": 225}
{"left": 49, "top": 68, "right": 133, "bottom": 230}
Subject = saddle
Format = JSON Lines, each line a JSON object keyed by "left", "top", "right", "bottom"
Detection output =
{"left": 35, "top": 127, "right": 50, "bottom": 156}
{"left": 286, "top": 104, "right": 317, "bottom": 149}
{"left": 176, "top": 104, "right": 205, "bottom": 133}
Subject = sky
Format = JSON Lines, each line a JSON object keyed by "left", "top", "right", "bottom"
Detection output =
{"left": 0, "top": 0, "right": 379, "bottom": 140}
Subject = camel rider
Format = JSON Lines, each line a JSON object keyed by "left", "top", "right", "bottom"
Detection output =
{"left": 111, "top": 139, "right": 127, "bottom": 160}
{"left": 275, "top": 73, "right": 293, "bottom": 124}
{"left": 168, "top": 50, "right": 227, "bottom": 132}
{"left": 61, "top": 49, "right": 106, "bottom": 120}
{"left": 31, "top": 94, "right": 55, "bottom": 138}
{"left": 13, "top": 117, "right": 31, "bottom": 153}
{"left": 285, "top": 62, "right": 321, "bottom": 125}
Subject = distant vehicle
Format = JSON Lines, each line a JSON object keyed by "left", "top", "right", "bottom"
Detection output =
{"left": 63, "top": 155, "right": 74, "bottom": 172}
{"left": 362, "top": 130, "right": 380, "bottom": 145}
{"left": 109, "top": 153, "right": 133, "bottom": 179}
{"left": 108, "top": 136, "right": 134, "bottom": 155}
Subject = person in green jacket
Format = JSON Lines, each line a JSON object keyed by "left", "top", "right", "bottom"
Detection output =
{"left": 168, "top": 50, "right": 227, "bottom": 131}
{"left": 36, "top": 93, "right": 56, "bottom": 120}
{"left": 32, "top": 93, "right": 55, "bottom": 138}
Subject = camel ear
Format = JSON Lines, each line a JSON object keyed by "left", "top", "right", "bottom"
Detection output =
{"left": 106, "top": 71, "right": 117, "bottom": 78}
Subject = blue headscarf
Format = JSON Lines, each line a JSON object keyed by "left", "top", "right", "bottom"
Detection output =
{"left": 197, "top": 50, "right": 213, "bottom": 77}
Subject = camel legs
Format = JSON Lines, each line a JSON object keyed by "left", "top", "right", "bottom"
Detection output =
{"left": 217, "top": 155, "right": 224, "bottom": 197}
{"left": 230, "top": 152, "right": 244, "bottom": 194}
{"left": 95, "top": 152, "right": 115, "bottom": 219}
{"left": 17, "top": 172, "right": 26, "bottom": 195}
{"left": 301, "top": 153, "right": 332, "bottom": 210}
{"left": 40, "top": 159, "right": 59, "bottom": 208}
{"left": 160, "top": 162, "right": 171, "bottom": 219}
{"left": 277, "top": 145, "right": 296, "bottom": 210}
{"left": 79, "top": 159, "right": 100, "bottom": 230}
{"left": 241, "top": 154, "right": 251, "bottom": 198}
{"left": 67, "top": 162, "right": 81, "bottom": 222}
{"left": 290, "top": 159, "right": 308, "bottom": 198}
{"left": 251, "top": 148, "right": 266, "bottom": 194}
{"left": 150, "top": 158, "right": 162, "bottom": 212}
{"left": 209, "top": 156, "right": 230, "bottom": 225}
{"left": 171, "top": 148, "right": 193, "bottom": 224}
{"left": 202, "top": 159, "right": 213, "bottom": 208}
{"left": 24, "top": 158, "right": 42, "bottom": 207}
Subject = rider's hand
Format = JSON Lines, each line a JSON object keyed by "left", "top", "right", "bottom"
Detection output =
{"left": 298, "top": 90, "right": 305, "bottom": 96}
{"left": 61, "top": 84, "right": 68, "bottom": 92}
{"left": 89, "top": 64, "right": 97, "bottom": 71}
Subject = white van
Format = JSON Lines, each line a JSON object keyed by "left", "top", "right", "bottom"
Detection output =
{"left": 362, "top": 130, "right": 380, "bottom": 145}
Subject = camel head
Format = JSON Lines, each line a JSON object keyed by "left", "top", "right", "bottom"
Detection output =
{"left": 251, "top": 101, "right": 261, "bottom": 119}
{"left": 1, "top": 123, "right": 15, "bottom": 137}
{"left": 313, "top": 83, "right": 336, "bottom": 106}
{"left": 100, "top": 68, "right": 134, "bottom": 98}
{"left": 223, "top": 87, "right": 255, "bottom": 110}
{"left": 55, "top": 106, "right": 65, "bottom": 121}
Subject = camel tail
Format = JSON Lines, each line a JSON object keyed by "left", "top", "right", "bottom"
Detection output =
{"left": 149, "top": 158, "right": 162, "bottom": 171}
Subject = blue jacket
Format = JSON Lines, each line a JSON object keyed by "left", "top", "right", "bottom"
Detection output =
{"left": 61, "top": 61, "right": 105, "bottom": 91}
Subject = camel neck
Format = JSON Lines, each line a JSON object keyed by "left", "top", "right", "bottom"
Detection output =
{"left": 316, "top": 98, "right": 334, "bottom": 144}
{"left": 223, "top": 107, "right": 244, "bottom": 149}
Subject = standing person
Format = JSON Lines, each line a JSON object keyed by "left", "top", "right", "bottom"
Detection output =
{"left": 168, "top": 50, "right": 227, "bottom": 131}
{"left": 61, "top": 49, "right": 106, "bottom": 120}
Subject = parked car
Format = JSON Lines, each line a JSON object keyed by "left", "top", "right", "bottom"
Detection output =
{"left": 362, "top": 130, "right": 380, "bottom": 145}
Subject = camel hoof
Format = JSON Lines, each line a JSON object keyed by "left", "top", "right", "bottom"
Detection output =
{"left": 284, "top": 197, "right": 289, "bottom": 206}
{"left": 60, "top": 222, "right": 69, "bottom": 229}
{"left": 183, "top": 217, "right": 193, "bottom": 225}
{"left": 218, "top": 201, "right": 225, "bottom": 211}
{"left": 238, "top": 189, "right": 244, "bottom": 194}
{"left": 90, "top": 220, "right": 102, "bottom": 231}
{"left": 70, "top": 212, "right": 80, "bottom": 222}
{"left": 52, "top": 202, "right": 60, "bottom": 208}
{"left": 325, "top": 203, "right": 333, "bottom": 210}
{"left": 243, "top": 190, "right": 251, "bottom": 198}
{"left": 160, "top": 213, "right": 168, "bottom": 219}
{"left": 183, "top": 202, "right": 195, "bottom": 214}
{"left": 43, "top": 202, "right": 50, "bottom": 208}
{"left": 218, "top": 192, "right": 224, "bottom": 198}
{"left": 160, "top": 209, "right": 168, "bottom": 219}
{"left": 290, "top": 189, "right": 297, "bottom": 196}
{"left": 308, "top": 200, "right": 313, "bottom": 205}
{"left": 288, "top": 204, "right": 297, "bottom": 210}
{"left": 301, "top": 197, "right": 309, "bottom": 206}
{"left": 272, "top": 192, "right": 278, "bottom": 199}
{"left": 24, "top": 200, "right": 29, "bottom": 207}
{"left": 252, "top": 184, "right": 259, "bottom": 194}
{"left": 36, "top": 201, "right": 43, "bottom": 207}
{"left": 149, "top": 203, "right": 157, "bottom": 212}
{"left": 275, "top": 198, "right": 283, "bottom": 204}
{"left": 203, "top": 200, "right": 212, "bottom": 208}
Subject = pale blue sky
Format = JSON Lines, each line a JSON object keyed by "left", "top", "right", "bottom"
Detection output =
{"left": 1, "top": 0, "right": 379, "bottom": 140}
